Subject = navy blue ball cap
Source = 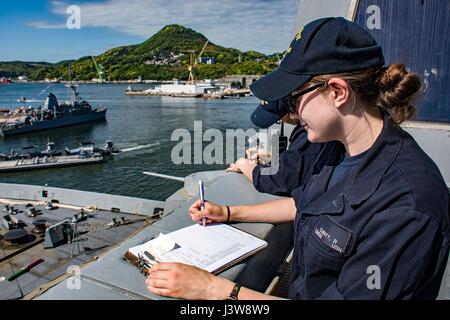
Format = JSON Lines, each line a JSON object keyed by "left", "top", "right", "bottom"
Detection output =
{"left": 250, "top": 17, "right": 385, "bottom": 101}
{"left": 251, "top": 99, "right": 287, "bottom": 128}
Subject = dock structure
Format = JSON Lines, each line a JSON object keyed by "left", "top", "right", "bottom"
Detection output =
{"left": 125, "top": 88, "right": 252, "bottom": 99}
{"left": 0, "top": 154, "right": 104, "bottom": 173}
{"left": 207, "top": 88, "right": 252, "bottom": 99}
{"left": 125, "top": 91, "right": 203, "bottom": 98}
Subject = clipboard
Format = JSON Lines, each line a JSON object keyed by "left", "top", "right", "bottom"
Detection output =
{"left": 123, "top": 223, "right": 268, "bottom": 276}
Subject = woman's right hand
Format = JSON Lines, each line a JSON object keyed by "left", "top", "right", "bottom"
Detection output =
{"left": 188, "top": 200, "right": 228, "bottom": 224}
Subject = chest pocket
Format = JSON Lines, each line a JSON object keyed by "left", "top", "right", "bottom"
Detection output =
{"left": 297, "top": 215, "right": 353, "bottom": 299}
{"left": 309, "top": 215, "right": 352, "bottom": 257}
{"left": 301, "top": 215, "right": 353, "bottom": 277}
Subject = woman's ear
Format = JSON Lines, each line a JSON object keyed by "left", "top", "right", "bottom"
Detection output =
{"left": 281, "top": 114, "right": 299, "bottom": 125}
{"left": 327, "top": 78, "right": 351, "bottom": 109}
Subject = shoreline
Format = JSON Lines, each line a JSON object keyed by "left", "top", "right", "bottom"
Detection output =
{"left": 3, "top": 80, "right": 171, "bottom": 85}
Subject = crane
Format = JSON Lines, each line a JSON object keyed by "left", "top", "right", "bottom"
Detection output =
{"left": 187, "top": 40, "right": 209, "bottom": 84}
{"left": 91, "top": 56, "right": 105, "bottom": 83}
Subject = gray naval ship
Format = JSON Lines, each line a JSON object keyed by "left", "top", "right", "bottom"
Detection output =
{"left": 0, "top": 0, "right": 449, "bottom": 300}
{"left": 0, "top": 85, "right": 107, "bottom": 137}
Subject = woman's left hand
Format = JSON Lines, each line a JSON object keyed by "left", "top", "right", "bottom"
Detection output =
{"left": 146, "top": 262, "right": 231, "bottom": 300}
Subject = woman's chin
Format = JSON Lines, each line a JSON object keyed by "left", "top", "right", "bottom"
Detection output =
{"left": 307, "top": 131, "right": 325, "bottom": 143}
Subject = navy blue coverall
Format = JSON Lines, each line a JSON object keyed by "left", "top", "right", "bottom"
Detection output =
{"left": 289, "top": 114, "right": 450, "bottom": 299}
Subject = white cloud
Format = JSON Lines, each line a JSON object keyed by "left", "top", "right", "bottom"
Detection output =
{"left": 26, "top": 21, "right": 67, "bottom": 29}
{"left": 27, "top": 0, "right": 300, "bottom": 54}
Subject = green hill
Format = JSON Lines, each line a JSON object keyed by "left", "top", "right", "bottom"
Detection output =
{"left": 0, "top": 24, "right": 279, "bottom": 81}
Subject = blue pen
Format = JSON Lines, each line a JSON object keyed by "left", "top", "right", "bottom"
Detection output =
{"left": 198, "top": 180, "right": 206, "bottom": 226}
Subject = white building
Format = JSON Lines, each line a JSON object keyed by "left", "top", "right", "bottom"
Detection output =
{"left": 146, "top": 80, "right": 218, "bottom": 96}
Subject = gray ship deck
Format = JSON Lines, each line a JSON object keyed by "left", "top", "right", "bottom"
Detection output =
{"left": 15, "top": 172, "right": 293, "bottom": 300}
{"left": 0, "top": 199, "right": 161, "bottom": 300}
{"left": 0, "top": 169, "right": 449, "bottom": 300}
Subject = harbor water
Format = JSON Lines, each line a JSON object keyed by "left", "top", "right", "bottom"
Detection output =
{"left": 0, "top": 83, "right": 257, "bottom": 200}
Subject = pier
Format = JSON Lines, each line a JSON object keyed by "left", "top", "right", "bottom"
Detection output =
{"left": 125, "top": 88, "right": 252, "bottom": 99}
{"left": 0, "top": 155, "right": 104, "bottom": 173}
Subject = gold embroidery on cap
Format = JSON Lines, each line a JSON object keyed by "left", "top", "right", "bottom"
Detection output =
{"left": 295, "top": 27, "right": 304, "bottom": 41}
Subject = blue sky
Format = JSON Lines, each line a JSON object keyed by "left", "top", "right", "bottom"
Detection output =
{"left": 0, "top": 0, "right": 299, "bottom": 63}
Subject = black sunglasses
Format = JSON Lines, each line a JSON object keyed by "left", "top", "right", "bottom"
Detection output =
{"left": 284, "top": 81, "right": 328, "bottom": 114}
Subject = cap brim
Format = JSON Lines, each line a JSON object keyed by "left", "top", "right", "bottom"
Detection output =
{"left": 250, "top": 69, "right": 311, "bottom": 101}
{"left": 250, "top": 105, "right": 283, "bottom": 128}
